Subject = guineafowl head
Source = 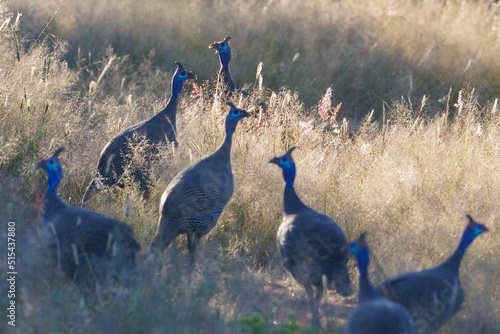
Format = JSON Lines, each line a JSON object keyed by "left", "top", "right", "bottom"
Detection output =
{"left": 225, "top": 101, "right": 250, "bottom": 135}
{"left": 209, "top": 36, "right": 232, "bottom": 67}
{"left": 37, "top": 147, "right": 64, "bottom": 192}
{"left": 269, "top": 147, "right": 296, "bottom": 189}
{"left": 458, "top": 214, "right": 489, "bottom": 255}
{"left": 171, "top": 61, "right": 196, "bottom": 96}
{"left": 350, "top": 231, "right": 370, "bottom": 276}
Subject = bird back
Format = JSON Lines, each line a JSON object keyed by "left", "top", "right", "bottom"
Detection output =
{"left": 160, "top": 156, "right": 234, "bottom": 221}
{"left": 345, "top": 299, "right": 415, "bottom": 334}
{"left": 39, "top": 147, "right": 140, "bottom": 289}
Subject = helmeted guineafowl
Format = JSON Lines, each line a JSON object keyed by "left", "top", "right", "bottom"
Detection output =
{"left": 38, "top": 147, "right": 141, "bottom": 298}
{"left": 82, "top": 61, "right": 196, "bottom": 203}
{"left": 269, "top": 147, "right": 353, "bottom": 324}
{"left": 151, "top": 102, "right": 250, "bottom": 269}
{"left": 209, "top": 36, "right": 249, "bottom": 98}
{"left": 344, "top": 232, "right": 415, "bottom": 334}
{"left": 377, "top": 214, "right": 488, "bottom": 333}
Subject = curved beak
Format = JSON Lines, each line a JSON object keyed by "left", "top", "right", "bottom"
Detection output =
{"left": 268, "top": 157, "right": 280, "bottom": 165}
{"left": 209, "top": 43, "right": 218, "bottom": 51}
{"left": 187, "top": 71, "right": 196, "bottom": 80}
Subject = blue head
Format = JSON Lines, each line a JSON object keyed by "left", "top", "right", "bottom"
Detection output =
{"left": 269, "top": 147, "right": 297, "bottom": 189}
{"left": 350, "top": 231, "right": 370, "bottom": 276}
{"left": 171, "top": 61, "right": 196, "bottom": 97}
{"left": 37, "top": 147, "right": 64, "bottom": 193}
{"left": 458, "top": 214, "right": 489, "bottom": 255}
{"left": 209, "top": 36, "right": 232, "bottom": 68}
{"left": 224, "top": 101, "right": 250, "bottom": 136}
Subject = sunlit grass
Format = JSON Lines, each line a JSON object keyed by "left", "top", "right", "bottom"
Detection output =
{"left": 11, "top": 0, "right": 500, "bottom": 115}
{"left": 1, "top": 0, "right": 499, "bottom": 332}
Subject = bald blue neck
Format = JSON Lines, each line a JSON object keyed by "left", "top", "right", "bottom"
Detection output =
{"left": 458, "top": 227, "right": 480, "bottom": 256}
{"left": 171, "top": 77, "right": 186, "bottom": 97}
{"left": 282, "top": 167, "right": 296, "bottom": 190}
{"left": 356, "top": 248, "right": 378, "bottom": 302}
{"left": 219, "top": 50, "right": 231, "bottom": 69}
{"left": 282, "top": 167, "right": 309, "bottom": 215}
{"left": 159, "top": 80, "right": 183, "bottom": 131}
{"left": 47, "top": 168, "right": 62, "bottom": 193}
{"left": 437, "top": 228, "right": 483, "bottom": 273}
{"left": 216, "top": 119, "right": 239, "bottom": 160}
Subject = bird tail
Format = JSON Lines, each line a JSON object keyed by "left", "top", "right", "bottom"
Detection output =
{"left": 81, "top": 176, "right": 102, "bottom": 205}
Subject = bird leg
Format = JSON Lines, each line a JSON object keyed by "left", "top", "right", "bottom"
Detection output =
{"left": 134, "top": 169, "right": 152, "bottom": 200}
{"left": 314, "top": 285, "right": 324, "bottom": 303}
{"left": 306, "top": 286, "right": 322, "bottom": 326}
{"left": 81, "top": 179, "right": 98, "bottom": 205}
{"left": 186, "top": 232, "right": 202, "bottom": 269}
{"left": 186, "top": 232, "right": 203, "bottom": 285}
{"left": 151, "top": 218, "right": 177, "bottom": 252}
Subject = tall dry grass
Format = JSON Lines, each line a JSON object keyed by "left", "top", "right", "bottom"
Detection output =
{"left": 10, "top": 0, "right": 500, "bottom": 117}
{"left": 0, "top": 0, "right": 499, "bottom": 333}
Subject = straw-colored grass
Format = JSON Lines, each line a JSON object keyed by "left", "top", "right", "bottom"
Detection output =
{"left": 11, "top": 0, "right": 500, "bottom": 116}
{"left": 1, "top": 1, "right": 499, "bottom": 333}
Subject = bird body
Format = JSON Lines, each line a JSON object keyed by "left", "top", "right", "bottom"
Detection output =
{"left": 270, "top": 147, "right": 352, "bottom": 323}
{"left": 377, "top": 215, "right": 488, "bottom": 333}
{"left": 277, "top": 210, "right": 351, "bottom": 293}
{"left": 82, "top": 62, "right": 195, "bottom": 203}
{"left": 151, "top": 102, "right": 250, "bottom": 267}
{"left": 344, "top": 232, "right": 415, "bottom": 334}
{"left": 38, "top": 147, "right": 140, "bottom": 295}
{"left": 345, "top": 299, "right": 415, "bottom": 334}
{"left": 209, "top": 36, "right": 249, "bottom": 98}
{"left": 158, "top": 153, "right": 233, "bottom": 236}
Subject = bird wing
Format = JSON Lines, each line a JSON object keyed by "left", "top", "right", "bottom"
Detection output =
{"left": 297, "top": 212, "right": 349, "bottom": 260}
{"left": 377, "top": 271, "right": 462, "bottom": 312}
{"left": 56, "top": 207, "right": 140, "bottom": 255}
{"left": 96, "top": 121, "right": 148, "bottom": 174}
{"left": 277, "top": 212, "right": 349, "bottom": 284}
{"left": 161, "top": 159, "right": 234, "bottom": 220}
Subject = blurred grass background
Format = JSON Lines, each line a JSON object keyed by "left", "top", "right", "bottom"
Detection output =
{"left": 1, "top": 0, "right": 499, "bottom": 333}
{"left": 9, "top": 0, "right": 500, "bottom": 119}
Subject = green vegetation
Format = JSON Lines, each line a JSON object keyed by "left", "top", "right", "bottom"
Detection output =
{"left": 1, "top": 0, "right": 499, "bottom": 333}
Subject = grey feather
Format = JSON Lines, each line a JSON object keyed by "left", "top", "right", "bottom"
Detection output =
{"left": 270, "top": 147, "right": 352, "bottom": 324}
{"left": 82, "top": 62, "right": 196, "bottom": 203}
{"left": 38, "top": 147, "right": 141, "bottom": 299}
{"left": 376, "top": 215, "right": 488, "bottom": 333}
{"left": 345, "top": 232, "right": 415, "bottom": 334}
{"left": 151, "top": 102, "right": 250, "bottom": 267}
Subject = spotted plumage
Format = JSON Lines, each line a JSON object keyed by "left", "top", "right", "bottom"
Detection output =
{"left": 344, "top": 232, "right": 415, "bottom": 334}
{"left": 377, "top": 215, "right": 488, "bottom": 333}
{"left": 269, "top": 147, "right": 352, "bottom": 324}
{"left": 82, "top": 62, "right": 196, "bottom": 203}
{"left": 151, "top": 102, "right": 250, "bottom": 268}
{"left": 38, "top": 147, "right": 140, "bottom": 297}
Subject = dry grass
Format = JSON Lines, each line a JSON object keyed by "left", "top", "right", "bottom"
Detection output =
{"left": 1, "top": 0, "right": 499, "bottom": 333}
{"left": 10, "top": 0, "right": 500, "bottom": 117}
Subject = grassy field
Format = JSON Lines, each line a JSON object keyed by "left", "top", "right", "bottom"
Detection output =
{"left": 1, "top": 0, "right": 499, "bottom": 333}
{"left": 10, "top": 0, "right": 500, "bottom": 117}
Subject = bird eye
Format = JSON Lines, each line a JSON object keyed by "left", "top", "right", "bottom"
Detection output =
{"left": 47, "top": 158, "right": 58, "bottom": 169}
{"left": 180, "top": 72, "right": 187, "bottom": 77}
{"left": 281, "top": 157, "right": 288, "bottom": 162}
{"left": 220, "top": 42, "right": 225, "bottom": 47}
